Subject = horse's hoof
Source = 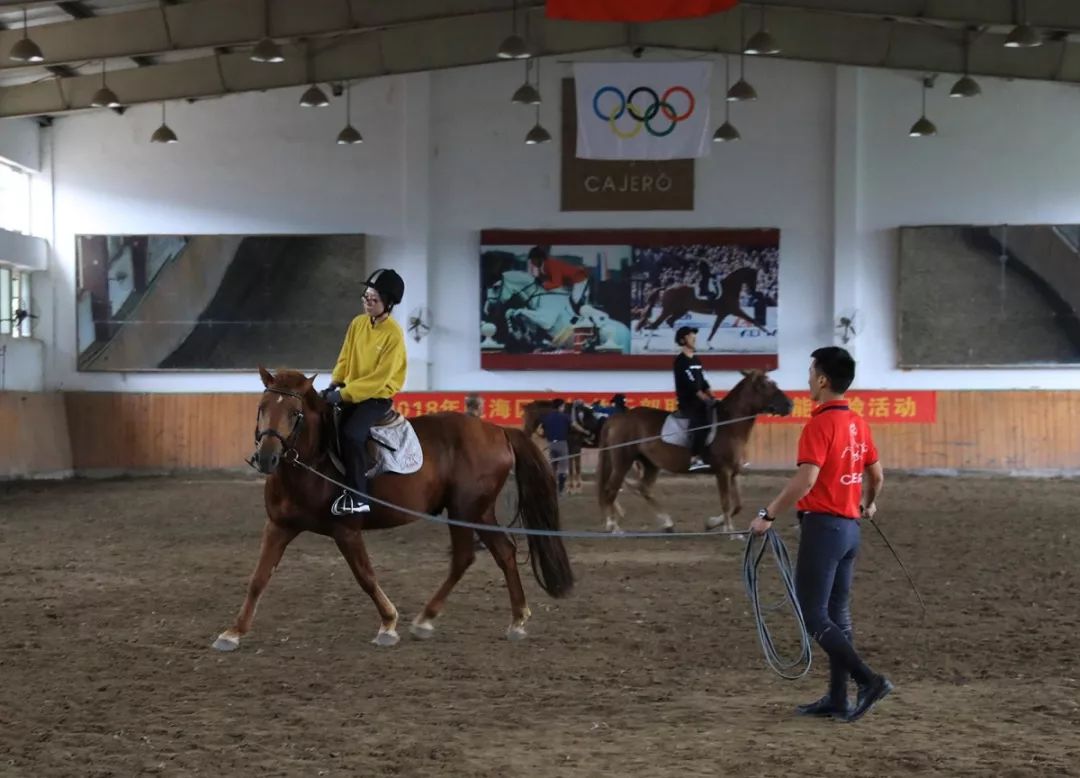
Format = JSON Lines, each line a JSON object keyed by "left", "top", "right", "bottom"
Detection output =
{"left": 372, "top": 629, "right": 400, "bottom": 647}
{"left": 656, "top": 514, "right": 674, "bottom": 532}
{"left": 410, "top": 619, "right": 436, "bottom": 640}
{"left": 506, "top": 625, "right": 528, "bottom": 641}
{"left": 728, "top": 533, "right": 747, "bottom": 542}
{"left": 705, "top": 515, "right": 727, "bottom": 531}
{"left": 212, "top": 632, "right": 240, "bottom": 652}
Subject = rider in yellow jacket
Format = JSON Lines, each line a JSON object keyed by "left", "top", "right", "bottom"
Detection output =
{"left": 324, "top": 268, "right": 407, "bottom": 515}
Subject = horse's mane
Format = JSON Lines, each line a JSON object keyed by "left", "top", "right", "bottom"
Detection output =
{"left": 719, "top": 371, "right": 766, "bottom": 417}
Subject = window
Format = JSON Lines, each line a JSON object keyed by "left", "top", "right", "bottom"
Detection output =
{"left": 0, "top": 265, "right": 32, "bottom": 338}
{"left": 0, "top": 161, "right": 30, "bottom": 235}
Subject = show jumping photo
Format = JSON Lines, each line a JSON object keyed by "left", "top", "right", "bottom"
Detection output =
{"left": 3, "top": 1, "right": 1079, "bottom": 776}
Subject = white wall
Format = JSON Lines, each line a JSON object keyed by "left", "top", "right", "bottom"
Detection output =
{"left": 38, "top": 55, "right": 1080, "bottom": 394}
{"left": 0, "top": 338, "right": 43, "bottom": 391}
{"left": 46, "top": 79, "right": 431, "bottom": 392}
{"left": 429, "top": 54, "right": 836, "bottom": 392}
{"left": 856, "top": 69, "right": 1080, "bottom": 389}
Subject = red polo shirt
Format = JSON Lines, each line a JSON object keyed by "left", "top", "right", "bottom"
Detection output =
{"left": 796, "top": 399, "right": 878, "bottom": 519}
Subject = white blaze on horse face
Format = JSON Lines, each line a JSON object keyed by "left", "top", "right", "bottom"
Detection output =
{"left": 276, "top": 395, "right": 284, "bottom": 404}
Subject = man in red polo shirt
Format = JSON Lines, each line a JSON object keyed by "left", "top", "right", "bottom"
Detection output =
{"left": 749, "top": 346, "right": 891, "bottom": 723}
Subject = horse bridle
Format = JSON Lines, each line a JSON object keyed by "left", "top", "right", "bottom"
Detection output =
{"left": 253, "top": 387, "right": 307, "bottom": 459}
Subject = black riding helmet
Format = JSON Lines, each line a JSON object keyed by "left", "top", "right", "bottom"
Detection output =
{"left": 363, "top": 268, "right": 405, "bottom": 307}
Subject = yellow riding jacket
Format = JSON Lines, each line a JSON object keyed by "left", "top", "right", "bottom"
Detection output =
{"left": 331, "top": 314, "right": 407, "bottom": 403}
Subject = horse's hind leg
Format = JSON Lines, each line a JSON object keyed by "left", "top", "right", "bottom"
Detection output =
{"left": 411, "top": 523, "right": 477, "bottom": 640}
{"left": 475, "top": 507, "right": 531, "bottom": 640}
{"left": 599, "top": 448, "right": 635, "bottom": 534}
{"left": 213, "top": 520, "right": 298, "bottom": 652}
{"left": 635, "top": 459, "right": 674, "bottom": 532}
{"left": 331, "top": 523, "right": 401, "bottom": 646}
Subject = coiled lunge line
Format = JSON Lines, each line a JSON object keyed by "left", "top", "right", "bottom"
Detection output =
{"left": 742, "top": 529, "right": 813, "bottom": 680}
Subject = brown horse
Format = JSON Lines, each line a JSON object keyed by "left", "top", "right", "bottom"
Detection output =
{"left": 597, "top": 370, "right": 792, "bottom": 534}
{"left": 635, "top": 267, "right": 774, "bottom": 346}
{"left": 213, "top": 367, "right": 573, "bottom": 652}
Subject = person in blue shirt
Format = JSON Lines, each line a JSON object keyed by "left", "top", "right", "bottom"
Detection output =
{"left": 540, "top": 399, "right": 571, "bottom": 495}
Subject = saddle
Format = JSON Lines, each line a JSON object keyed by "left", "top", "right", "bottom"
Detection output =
{"left": 659, "top": 405, "right": 721, "bottom": 449}
{"left": 328, "top": 407, "right": 424, "bottom": 478}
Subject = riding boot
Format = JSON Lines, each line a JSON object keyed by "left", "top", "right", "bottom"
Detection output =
{"left": 557, "top": 473, "right": 567, "bottom": 495}
{"left": 335, "top": 442, "right": 371, "bottom": 515}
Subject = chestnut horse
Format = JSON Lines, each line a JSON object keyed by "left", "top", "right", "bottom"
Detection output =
{"left": 213, "top": 368, "right": 573, "bottom": 652}
{"left": 635, "top": 267, "right": 775, "bottom": 346}
{"left": 597, "top": 370, "right": 792, "bottom": 534}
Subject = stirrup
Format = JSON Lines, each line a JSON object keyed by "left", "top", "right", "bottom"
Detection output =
{"left": 331, "top": 491, "right": 371, "bottom": 516}
{"left": 688, "top": 456, "right": 712, "bottom": 473}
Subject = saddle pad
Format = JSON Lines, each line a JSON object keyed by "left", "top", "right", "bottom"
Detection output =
{"left": 365, "top": 415, "right": 424, "bottom": 477}
{"left": 659, "top": 407, "right": 719, "bottom": 449}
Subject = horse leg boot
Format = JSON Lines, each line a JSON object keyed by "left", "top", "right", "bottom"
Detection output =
{"left": 213, "top": 521, "right": 298, "bottom": 651}
{"left": 411, "top": 524, "right": 477, "bottom": 640}
{"left": 331, "top": 523, "right": 400, "bottom": 646}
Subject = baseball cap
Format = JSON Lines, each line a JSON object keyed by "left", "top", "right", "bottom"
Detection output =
{"left": 675, "top": 326, "right": 699, "bottom": 345}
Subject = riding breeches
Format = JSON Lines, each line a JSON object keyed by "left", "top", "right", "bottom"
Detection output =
{"left": 679, "top": 400, "right": 711, "bottom": 457}
{"left": 341, "top": 398, "right": 392, "bottom": 497}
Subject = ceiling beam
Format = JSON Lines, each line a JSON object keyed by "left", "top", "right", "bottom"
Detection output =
{"left": 56, "top": 2, "right": 93, "bottom": 20}
{"left": 2, "top": 4, "right": 1079, "bottom": 120}
{"left": 1, "top": 0, "right": 1078, "bottom": 80}
{"left": 0, "top": 0, "right": 546, "bottom": 74}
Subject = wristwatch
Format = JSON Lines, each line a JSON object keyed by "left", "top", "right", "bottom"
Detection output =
{"left": 757, "top": 508, "right": 775, "bottom": 523}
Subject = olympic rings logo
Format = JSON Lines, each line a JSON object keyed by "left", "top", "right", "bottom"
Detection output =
{"left": 591, "top": 85, "right": 696, "bottom": 138}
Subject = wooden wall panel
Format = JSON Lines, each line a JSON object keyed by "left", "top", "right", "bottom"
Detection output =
{"left": 47, "top": 390, "right": 1080, "bottom": 477}
{"left": 0, "top": 392, "right": 73, "bottom": 478}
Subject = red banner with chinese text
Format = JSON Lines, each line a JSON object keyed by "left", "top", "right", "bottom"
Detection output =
{"left": 393, "top": 391, "right": 936, "bottom": 426}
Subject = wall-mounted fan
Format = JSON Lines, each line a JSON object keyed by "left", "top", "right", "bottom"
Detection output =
{"left": 835, "top": 308, "right": 862, "bottom": 345}
{"left": 407, "top": 306, "right": 432, "bottom": 342}
{"left": 6, "top": 298, "right": 39, "bottom": 337}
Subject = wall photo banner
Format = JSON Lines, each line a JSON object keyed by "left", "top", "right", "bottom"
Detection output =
{"left": 572, "top": 62, "right": 713, "bottom": 160}
{"left": 76, "top": 234, "right": 365, "bottom": 371}
{"left": 480, "top": 229, "right": 780, "bottom": 371}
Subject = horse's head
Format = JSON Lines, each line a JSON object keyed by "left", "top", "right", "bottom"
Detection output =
{"left": 730, "top": 369, "right": 793, "bottom": 417}
{"left": 250, "top": 366, "right": 321, "bottom": 475}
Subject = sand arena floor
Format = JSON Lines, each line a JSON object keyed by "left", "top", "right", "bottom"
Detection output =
{"left": 1, "top": 472, "right": 1078, "bottom": 776}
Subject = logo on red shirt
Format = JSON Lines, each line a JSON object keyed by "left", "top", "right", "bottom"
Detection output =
{"left": 796, "top": 402, "right": 878, "bottom": 519}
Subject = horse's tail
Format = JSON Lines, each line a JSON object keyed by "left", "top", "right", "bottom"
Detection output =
{"left": 635, "top": 287, "right": 661, "bottom": 330}
{"left": 504, "top": 427, "right": 574, "bottom": 598}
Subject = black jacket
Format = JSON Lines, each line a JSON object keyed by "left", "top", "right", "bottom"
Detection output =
{"left": 674, "top": 352, "right": 710, "bottom": 408}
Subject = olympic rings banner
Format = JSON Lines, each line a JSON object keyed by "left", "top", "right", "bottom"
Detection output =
{"left": 573, "top": 62, "right": 712, "bottom": 160}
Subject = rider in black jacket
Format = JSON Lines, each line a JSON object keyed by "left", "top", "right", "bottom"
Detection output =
{"left": 673, "top": 326, "right": 716, "bottom": 471}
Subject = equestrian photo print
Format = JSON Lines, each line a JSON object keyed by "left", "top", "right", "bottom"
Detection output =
{"left": 480, "top": 229, "right": 779, "bottom": 370}
{"left": 630, "top": 229, "right": 779, "bottom": 361}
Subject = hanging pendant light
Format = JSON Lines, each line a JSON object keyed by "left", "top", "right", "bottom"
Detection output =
{"left": 713, "top": 55, "right": 741, "bottom": 142}
{"left": 524, "top": 58, "right": 550, "bottom": 144}
{"left": 1004, "top": 0, "right": 1042, "bottom": 47}
{"left": 744, "top": 8, "right": 780, "bottom": 55}
{"left": 9, "top": 8, "right": 44, "bottom": 63}
{"left": 251, "top": 0, "right": 284, "bottom": 62}
{"left": 151, "top": 103, "right": 178, "bottom": 143}
{"left": 497, "top": 0, "right": 530, "bottom": 59}
{"left": 336, "top": 82, "right": 363, "bottom": 144}
{"left": 300, "top": 85, "right": 329, "bottom": 107}
{"left": 908, "top": 78, "right": 937, "bottom": 137}
{"left": 949, "top": 28, "right": 982, "bottom": 98}
{"left": 91, "top": 60, "right": 121, "bottom": 109}
{"left": 511, "top": 59, "right": 541, "bottom": 105}
{"left": 727, "top": 9, "right": 757, "bottom": 101}
{"left": 298, "top": 40, "right": 328, "bottom": 106}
